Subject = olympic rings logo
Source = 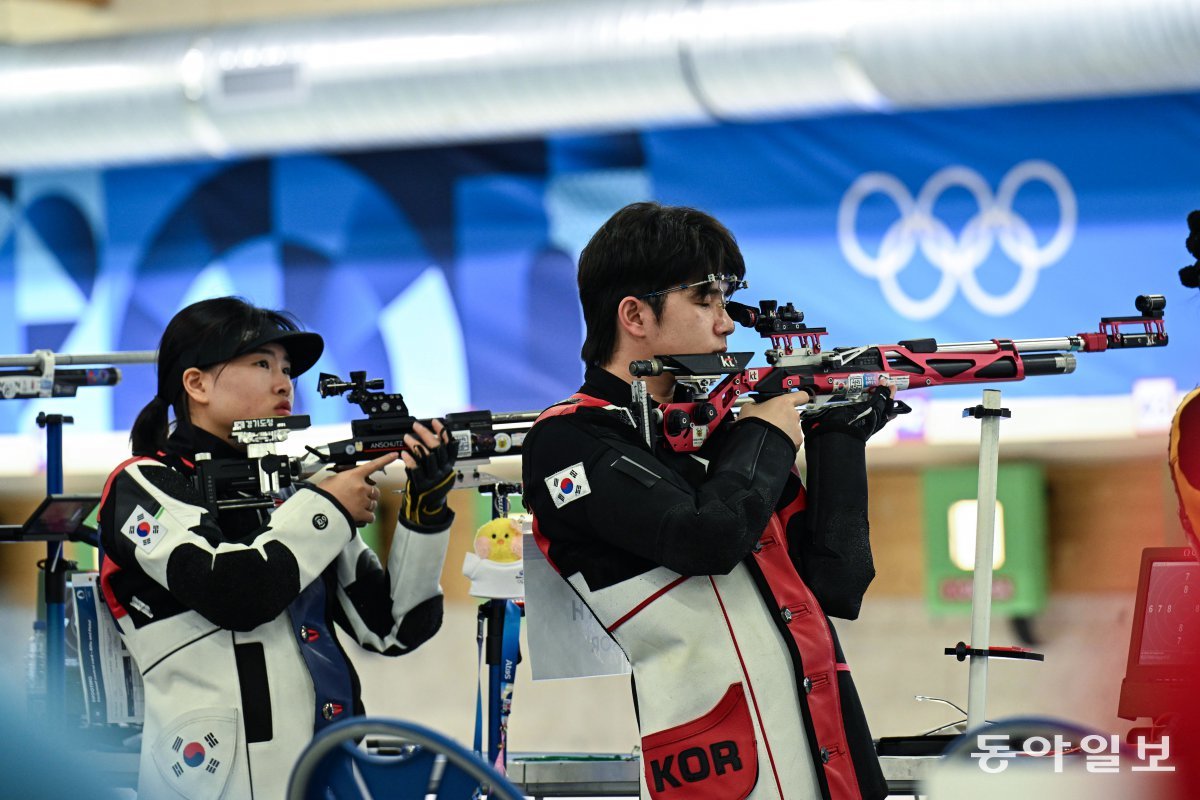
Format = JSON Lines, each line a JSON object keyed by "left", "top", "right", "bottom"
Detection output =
{"left": 837, "top": 161, "right": 1076, "bottom": 320}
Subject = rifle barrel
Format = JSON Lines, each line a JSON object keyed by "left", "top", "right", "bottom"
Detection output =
{"left": 490, "top": 410, "right": 541, "bottom": 424}
{"left": 0, "top": 350, "right": 156, "bottom": 367}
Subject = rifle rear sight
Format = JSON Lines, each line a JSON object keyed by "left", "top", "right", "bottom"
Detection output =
{"left": 318, "top": 371, "right": 411, "bottom": 418}
{"left": 728, "top": 299, "right": 828, "bottom": 355}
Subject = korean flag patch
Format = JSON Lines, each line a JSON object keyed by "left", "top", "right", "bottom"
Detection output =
{"left": 152, "top": 707, "right": 239, "bottom": 800}
{"left": 545, "top": 463, "right": 591, "bottom": 509}
{"left": 122, "top": 505, "right": 167, "bottom": 554}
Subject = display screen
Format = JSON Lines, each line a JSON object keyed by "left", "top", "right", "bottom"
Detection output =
{"left": 1137, "top": 561, "right": 1200, "bottom": 667}
{"left": 23, "top": 496, "right": 100, "bottom": 537}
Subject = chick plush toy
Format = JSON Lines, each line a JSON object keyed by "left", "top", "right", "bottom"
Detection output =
{"left": 462, "top": 516, "right": 526, "bottom": 599}
{"left": 473, "top": 517, "right": 523, "bottom": 563}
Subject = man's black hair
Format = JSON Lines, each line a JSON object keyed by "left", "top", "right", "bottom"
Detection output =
{"left": 577, "top": 202, "right": 746, "bottom": 366}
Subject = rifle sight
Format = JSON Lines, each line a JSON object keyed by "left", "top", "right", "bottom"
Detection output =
{"left": 1135, "top": 294, "right": 1166, "bottom": 315}
{"left": 319, "top": 371, "right": 410, "bottom": 418}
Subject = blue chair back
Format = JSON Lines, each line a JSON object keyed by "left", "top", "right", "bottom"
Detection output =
{"left": 287, "top": 717, "right": 525, "bottom": 800}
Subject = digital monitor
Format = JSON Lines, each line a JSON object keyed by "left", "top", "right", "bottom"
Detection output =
{"left": 21, "top": 494, "right": 100, "bottom": 542}
{"left": 1118, "top": 546, "right": 1200, "bottom": 721}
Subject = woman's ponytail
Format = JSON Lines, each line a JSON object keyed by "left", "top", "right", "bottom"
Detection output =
{"left": 130, "top": 395, "right": 170, "bottom": 455}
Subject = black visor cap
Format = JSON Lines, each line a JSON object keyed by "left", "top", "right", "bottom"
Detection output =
{"left": 191, "top": 328, "right": 325, "bottom": 379}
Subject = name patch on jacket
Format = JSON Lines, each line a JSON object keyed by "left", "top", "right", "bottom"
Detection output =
{"left": 122, "top": 505, "right": 168, "bottom": 553}
{"left": 545, "top": 463, "right": 591, "bottom": 508}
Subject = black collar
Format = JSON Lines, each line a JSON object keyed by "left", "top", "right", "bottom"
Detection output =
{"left": 164, "top": 424, "right": 244, "bottom": 464}
{"left": 580, "top": 365, "right": 640, "bottom": 408}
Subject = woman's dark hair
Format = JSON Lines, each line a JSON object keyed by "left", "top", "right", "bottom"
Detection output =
{"left": 577, "top": 202, "right": 746, "bottom": 367}
{"left": 130, "top": 297, "right": 307, "bottom": 455}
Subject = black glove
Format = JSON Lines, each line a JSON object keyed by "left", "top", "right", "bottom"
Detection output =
{"left": 400, "top": 427, "right": 458, "bottom": 529}
{"left": 801, "top": 388, "right": 909, "bottom": 442}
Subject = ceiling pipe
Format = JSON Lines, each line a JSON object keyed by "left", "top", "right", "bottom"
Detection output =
{"left": 0, "top": 0, "right": 1198, "bottom": 171}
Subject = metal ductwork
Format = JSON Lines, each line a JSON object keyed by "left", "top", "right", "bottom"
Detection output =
{"left": 1, "top": 0, "right": 1199, "bottom": 171}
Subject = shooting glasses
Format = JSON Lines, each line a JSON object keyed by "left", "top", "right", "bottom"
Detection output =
{"left": 638, "top": 273, "right": 748, "bottom": 306}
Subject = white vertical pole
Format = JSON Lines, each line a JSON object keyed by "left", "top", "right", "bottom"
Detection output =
{"left": 966, "top": 389, "right": 1003, "bottom": 732}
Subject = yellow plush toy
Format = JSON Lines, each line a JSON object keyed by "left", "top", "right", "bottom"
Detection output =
{"left": 473, "top": 517, "right": 523, "bottom": 564}
{"left": 463, "top": 516, "right": 526, "bottom": 599}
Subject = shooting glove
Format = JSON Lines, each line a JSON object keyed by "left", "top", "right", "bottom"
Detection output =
{"left": 400, "top": 428, "right": 458, "bottom": 530}
{"left": 801, "top": 387, "right": 909, "bottom": 442}
{"left": 793, "top": 389, "right": 901, "bottom": 620}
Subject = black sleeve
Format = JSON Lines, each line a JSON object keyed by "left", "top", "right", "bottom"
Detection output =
{"left": 328, "top": 518, "right": 449, "bottom": 656}
{"left": 789, "top": 425, "right": 875, "bottom": 620}
{"left": 98, "top": 460, "right": 354, "bottom": 631}
{"left": 523, "top": 414, "right": 797, "bottom": 576}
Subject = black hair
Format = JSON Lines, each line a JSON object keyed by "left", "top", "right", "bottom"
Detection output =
{"left": 1180, "top": 210, "right": 1200, "bottom": 288}
{"left": 577, "top": 202, "right": 746, "bottom": 367}
{"left": 130, "top": 297, "right": 305, "bottom": 455}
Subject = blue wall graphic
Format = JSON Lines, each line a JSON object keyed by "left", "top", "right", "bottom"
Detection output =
{"left": 1, "top": 93, "right": 1197, "bottom": 434}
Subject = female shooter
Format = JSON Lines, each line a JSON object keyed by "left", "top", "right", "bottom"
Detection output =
{"left": 97, "top": 296, "right": 456, "bottom": 799}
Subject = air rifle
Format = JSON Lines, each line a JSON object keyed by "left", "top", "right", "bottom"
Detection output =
{"left": 193, "top": 373, "right": 537, "bottom": 513}
{"left": 0, "top": 349, "right": 151, "bottom": 400}
{"left": 304, "top": 372, "right": 537, "bottom": 487}
{"left": 628, "top": 294, "right": 1168, "bottom": 453}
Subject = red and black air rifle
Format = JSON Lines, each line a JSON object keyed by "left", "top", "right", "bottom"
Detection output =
{"left": 628, "top": 294, "right": 1168, "bottom": 453}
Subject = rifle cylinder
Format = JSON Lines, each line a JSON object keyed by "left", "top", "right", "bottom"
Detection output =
{"left": 57, "top": 368, "right": 122, "bottom": 386}
{"left": 1022, "top": 353, "right": 1076, "bottom": 376}
{"left": 933, "top": 337, "right": 1083, "bottom": 354}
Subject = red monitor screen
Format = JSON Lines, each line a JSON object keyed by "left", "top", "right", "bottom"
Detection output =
{"left": 1119, "top": 546, "right": 1200, "bottom": 720}
{"left": 1137, "top": 560, "right": 1200, "bottom": 666}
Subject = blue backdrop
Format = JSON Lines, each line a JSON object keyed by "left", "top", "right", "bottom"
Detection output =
{"left": 1, "top": 92, "right": 1197, "bottom": 434}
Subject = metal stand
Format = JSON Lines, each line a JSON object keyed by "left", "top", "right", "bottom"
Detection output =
{"left": 0, "top": 347, "right": 154, "bottom": 727}
{"left": 966, "top": 390, "right": 1002, "bottom": 730}
{"left": 37, "top": 411, "right": 74, "bottom": 729}
{"left": 949, "top": 389, "right": 1044, "bottom": 732}
{"left": 476, "top": 483, "right": 524, "bottom": 770}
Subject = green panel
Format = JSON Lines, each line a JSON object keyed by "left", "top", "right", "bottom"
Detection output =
{"left": 74, "top": 503, "right": 100, "bottom": 569}
{"left": 69, "top": 542, "right": 95, "bottom": 571}
{"left": 475, "top": 489, "right": 525, "bottom": 519}
{"left": 922, "top": 463, "right": 1047, "bottom": 616}
{"left": 358, "top": 516, "right": 383, "bottom": 555}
